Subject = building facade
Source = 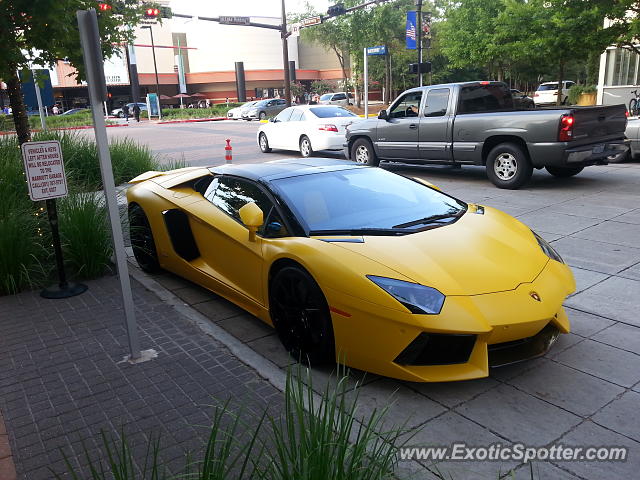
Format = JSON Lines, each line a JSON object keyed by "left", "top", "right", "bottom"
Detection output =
{"left": 51, "top": 11, "right": 349, "bottom": 110}
{"left": 597, "top": 45, "right": 640, "bottom": 107}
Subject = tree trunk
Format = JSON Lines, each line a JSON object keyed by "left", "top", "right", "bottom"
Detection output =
{"left": 7, "top": 69, "right": 31, "bottom": 144}
{"left": 556, "top": 60, "right": 565, "bottom": 106}
{"left": 332, "top": 47, "right": 348, "bottom": 87}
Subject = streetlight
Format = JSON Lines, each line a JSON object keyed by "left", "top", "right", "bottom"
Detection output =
{"left": 141, "top": 25, "right": 160, "bottom": 97}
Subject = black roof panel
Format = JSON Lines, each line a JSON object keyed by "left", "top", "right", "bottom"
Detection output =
{"left": 209, "top": 158, "right": 364, "bottom": 181}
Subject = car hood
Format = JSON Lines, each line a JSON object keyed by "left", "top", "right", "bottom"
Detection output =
{"left": 326, "top": 207, "right": 548, "bottom": 296}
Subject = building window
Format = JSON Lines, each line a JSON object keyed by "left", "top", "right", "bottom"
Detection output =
{"left": 605, "top": 48, "right": 640, "bottom": 86}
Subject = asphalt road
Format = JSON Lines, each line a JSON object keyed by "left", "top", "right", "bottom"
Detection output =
{"left": 88, "top": 119, "right": 342, "bottom": 167}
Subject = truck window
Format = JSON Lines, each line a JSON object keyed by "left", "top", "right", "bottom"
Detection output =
{"left": 457, "top": 84, "right": 514, "bottom": 114}
{"left": 424, "top": 89, "right": 450, "bottom": 117}
{"left": 389, "top": 91, "right": 422, "bottom": 119}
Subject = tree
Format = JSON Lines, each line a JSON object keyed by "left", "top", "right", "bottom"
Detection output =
{"left": 603, "top": 1, "right": 640, "bottom": 56}
{"left": 0, "top": 0, "right": 146, "bottom": 144}
{"left": 497, "top": 0, "right": 611, "bottom": 104}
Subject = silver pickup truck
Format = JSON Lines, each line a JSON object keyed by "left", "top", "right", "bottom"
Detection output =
{"left": 344, "top": 81, "right": 629, "bottom": 189}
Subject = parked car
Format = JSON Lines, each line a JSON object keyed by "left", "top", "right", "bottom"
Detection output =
{"left": 319, "top": 92, "right": 353, "bottom": 106}
{"left": 242, "top": 98, "right": 287, "bottom": 121}
{"left": 344, "top": 81, "right": 629, "bottom": 189}
{"left": 510, "top": 89, "right": 534, "bottom": 109}
{"left": 622, "top": 117, "right": 640, "bottom": 162}
{"left": 111, "top": 102, "right": 147, "bottom": 118}
{"left": 257, "top": 105, "right": 361, "bottom": 157}
{"left": 227, "top": 101, "right": 257, "bottom": 120}
{"left": 60, "top": 108, "right": 90, "bottom": 116}
{"left": 127, "top": 159, "right": 574, "bottom": 382}
{"left": 533, "top": 81, "right": 575, "bottom": 106}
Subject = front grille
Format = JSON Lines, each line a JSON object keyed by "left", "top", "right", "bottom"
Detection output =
{"left": 489, "top": 323, "right": 560, "bottom": 367}
{"left": 394, "top": 333, "right": 477, "bottom": 366}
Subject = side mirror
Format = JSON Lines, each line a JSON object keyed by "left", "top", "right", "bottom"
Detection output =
{"left": 239, "top": 202, "right": 264, "bottom": 242}
{"left": 269, "top": 117, "right": 276, "bottom": 123}
{"left": 378, "top": 109, "right": 388, "bottom": 120}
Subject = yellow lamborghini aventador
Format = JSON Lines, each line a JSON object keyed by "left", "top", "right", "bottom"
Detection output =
{"left": 126, "top": 158, "right": 575, "bottom": 382}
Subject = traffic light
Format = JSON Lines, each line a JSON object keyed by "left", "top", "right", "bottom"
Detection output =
{"left": 97, "top": 2, "right": 112, "bottom": 11}
{"left": 144, "top": 7, "right": 159, "bottom": 18}
{"left": 409, "top": 62, "right": 431, "bottom": 74}
{"left": 327, "top": 3, "right": 346, "bottom": 17}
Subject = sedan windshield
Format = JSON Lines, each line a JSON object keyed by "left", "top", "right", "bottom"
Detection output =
{"left": 310, "top": 107, "right": 357, "bottom": 118}
{"left": 271, "top": 168, "right": 466, "bottom": 235}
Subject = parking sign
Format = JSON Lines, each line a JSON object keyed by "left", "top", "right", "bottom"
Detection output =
{"left": 21, "top": 140, "right": 68, "bottom": 201}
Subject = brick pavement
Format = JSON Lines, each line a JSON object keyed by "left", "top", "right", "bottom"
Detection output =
{"left": 0, "top": 276, "right": 282, "bottom": 479}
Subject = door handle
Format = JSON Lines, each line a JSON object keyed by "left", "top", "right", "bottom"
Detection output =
{"left": 409, "top": 124, "right": 418, "bottom": 129}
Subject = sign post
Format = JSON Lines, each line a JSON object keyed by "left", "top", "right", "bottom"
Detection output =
{"left": 21, "top": 140, "right": 87, "bottom": 299}
{"left": 77, "top": 8, "right": 149, "bottom": 363}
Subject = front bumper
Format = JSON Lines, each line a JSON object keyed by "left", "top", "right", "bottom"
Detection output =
{"left": 326, "top": 259, "right": 574, "bottom": 382}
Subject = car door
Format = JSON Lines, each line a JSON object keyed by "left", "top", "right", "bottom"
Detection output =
{"left": 187, "top": 176, "right": 282, "bottom": 307}
{"left": 419, "top": 88, "right": 453, "bottom": 161}
{"left": 267, "top": 107, "right": 294, "bottom": 148}
{"left": 376, "top": 90, "right": 423, "bottom": 159}
{"left": 285, "top": 108, "right": 306, "bottom": 150}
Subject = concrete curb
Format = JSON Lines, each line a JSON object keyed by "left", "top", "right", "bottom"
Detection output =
{"left": 157, "top": 117, "right": 228, "bottom": 125}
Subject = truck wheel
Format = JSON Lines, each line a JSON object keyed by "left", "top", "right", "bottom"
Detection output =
{"left": 545, "top": 166, "right": 584, "bottom": 177}
{"left": 351, "top": 138, "right": 379, "bottom": 167}
{"left": 486, "top": 143, "right": 533, "bottom": 189}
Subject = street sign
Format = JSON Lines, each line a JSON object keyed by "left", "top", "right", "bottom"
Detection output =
{"left": 290, "top": 22, "right": 301, "bottom": 37}
{"left": 21, "top": 140, "right": 68, "bottom": 201}
{"left": 301, "top": 16, "right": 322, "bottom": 27}
{"left": 367, "top": 45, "right": 387, "bottom": 56}
{"left": 219, "top": 16, "right": 250, "bottom": 25}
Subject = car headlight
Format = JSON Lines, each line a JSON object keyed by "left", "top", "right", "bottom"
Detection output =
{"left": 533, "top": 231, "right": 564, "bottom": 263}
{"left": 367, "top": 275, "right": 445, "bottom": 314}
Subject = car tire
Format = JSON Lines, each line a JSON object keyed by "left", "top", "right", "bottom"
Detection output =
{"left": 117, "top": 112, "right": 124, "bottom": 118}
{"left": 259, "top": 132, "right": 272, "bottom": 153}
{"left": 259, "top": 112, "right": 266, "bottom": 120}
{"left": 351, "top": 138, "right": 379, "bottom": 167}
{"left": 269, "top": 265, "right": 335, "bottom": 365}
{"left": 545, "top": 166, "right": 584, "bottom": 177}
{"left": 486, "top": 143, "right": 533, "bottom": 189}
{"left": 128, "top": 204, "right": 161, "bottom": 274}
{"left": 299, "top": 135, "right": 313, "bottom": 157}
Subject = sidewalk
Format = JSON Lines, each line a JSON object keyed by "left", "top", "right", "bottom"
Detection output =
{"left": 0, "top": 275, "right": 281, "bottom": 479}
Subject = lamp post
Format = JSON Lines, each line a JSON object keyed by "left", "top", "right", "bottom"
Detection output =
{"left": 141, "top": 25, "right": 161, "bottom": 96}
{"left": 281, "top": 0, "right": 292, "bottom": 106}
{"left": 416, "top": 0, "right": 423, "bottom": 87}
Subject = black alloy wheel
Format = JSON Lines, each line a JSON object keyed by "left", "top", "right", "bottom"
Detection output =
{"left": 128, "top": 204, "right": 161, "bottom": 273}
{"left": 269, "top": 266, "right": 335, "bottom": 365}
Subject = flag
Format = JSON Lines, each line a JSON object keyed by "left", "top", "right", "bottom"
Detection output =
{"left": 406, "top": 11, "right": 417, "bottom": 50}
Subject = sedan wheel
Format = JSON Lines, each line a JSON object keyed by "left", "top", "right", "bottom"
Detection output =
{"left": 259, "top": 132, "right": 272, "bottom": 153}
{"left": 270, "top": 266, "right": 335, "bottom": 365}
{"left": 259, "top": 112, "right": 266, "bottom": 120}
{"left": 299, "top": 135, "right": 313, "bottom": 157}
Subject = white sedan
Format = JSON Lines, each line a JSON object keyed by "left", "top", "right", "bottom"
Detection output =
{"left": 257, "top": 105, "right": 361, "bottom": 157}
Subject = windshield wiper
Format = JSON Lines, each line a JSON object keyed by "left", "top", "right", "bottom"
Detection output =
{"left": 392, "top": 212, "right": 463, "bottom": 229}
{"left": 309, "top": 228, "right": 408, "bottom": 236}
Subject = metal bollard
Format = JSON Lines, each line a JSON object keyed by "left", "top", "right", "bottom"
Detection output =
{"left": 225, "top": 138, "right": 232, "bottom": 163}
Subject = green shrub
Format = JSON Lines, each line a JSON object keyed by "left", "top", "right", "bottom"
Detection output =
{"left": 58, "top": 192, "right": 112, "bottom": 279}
{"left": 158, "top": 105, "right": 240, "bottom": 120}
{"left": 568, "top": 84, "right": 597, "bottom": 105}
{"left": 109, "top": 138, "right": 158, "bottom": 185}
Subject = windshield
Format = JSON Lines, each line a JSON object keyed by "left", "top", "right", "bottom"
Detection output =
{"left": 320, "top": 94, "right": 332, "bottom": 101}
{"left": 271, "top": 168, "right": 466, "bottom": 235}
{"left": 310, "top": 107, "right": 357, "bottom": 118}
{"left": 537, "top": 84, "right": 558, "bottom": 91}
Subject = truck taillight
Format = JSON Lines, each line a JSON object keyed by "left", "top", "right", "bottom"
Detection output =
{"left": 319, "top": 124, "right": 338, "bottom": 132}
{"left": 558, "top": 114, "right": 574, "bottom": 142}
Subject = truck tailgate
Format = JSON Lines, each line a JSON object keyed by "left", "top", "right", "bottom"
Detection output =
{"left": 571, "top": 105, "right": 627, "bottom": 144}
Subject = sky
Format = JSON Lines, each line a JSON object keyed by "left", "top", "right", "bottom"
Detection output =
{"left": 168, "top": 0, "right": 331, "bottom": 18}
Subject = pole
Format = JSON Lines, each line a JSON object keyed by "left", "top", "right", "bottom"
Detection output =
{"left": 146, "top": 26, "right": 162, "bottom": 119}
{"left": 126, "top": 44, "right": 141, "bottom": 103}
{"left": 281, "top": 0, "right": 292, "bottom": 106}
{"left": 77, "top": 9, "right": 142, "bottom": 361}
{"left": 416, "top": 0, "right": 423, "bottom": 87}
{"left": 32, "top": 69, "right": 46, "bottom": 130}
{"left": 364, "top": 48, "right": 369, "bottom": 118}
